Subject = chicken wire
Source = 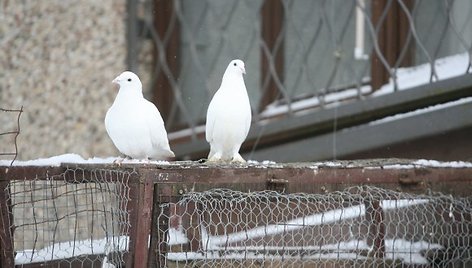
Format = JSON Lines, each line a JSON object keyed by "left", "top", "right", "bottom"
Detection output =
{"left": 157, "top": 186, "right": 472, "bottom": 267}
{"left": 4, "top": 167, "right": 133, "bottom": 267}
{"left": 130, "top": 0, "right": 472, "bottom": 130}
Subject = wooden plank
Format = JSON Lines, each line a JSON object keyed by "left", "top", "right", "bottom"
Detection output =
{"left": 365, "top": 200, "right": 386, "bottom": 258}
{"left": 148, "top": 183, "right": 172, "bottom": 267}
{"left": 0, "top": 181, "right": 14, "bottom": 268}
{"left": 0, "top": 165, "right": 138, "bottom": 183}
{"left": 126, "top": 174, "right": 155, "bottom": 268}
{"left": 0, "top": 166, "right": 66, "bottom": 181}
{"left": 2, "top": 161, "right": 471, "bottom": 195}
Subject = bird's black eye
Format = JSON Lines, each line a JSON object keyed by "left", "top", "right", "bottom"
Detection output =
{"left": 233, "top": 63, "right": 237, "bottom": 66}
{"left": 127, "top": 78, "right": 132, "bottom": 82}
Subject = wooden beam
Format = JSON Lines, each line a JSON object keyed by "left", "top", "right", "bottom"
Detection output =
{"left": 0, "top": 181, "right": 14, "bottom": 268}
{"left": 1, "top": 160, "right": 466, "bottom": 196}
{"left": 126, "top": 175, "right": 155, "bottom": 268}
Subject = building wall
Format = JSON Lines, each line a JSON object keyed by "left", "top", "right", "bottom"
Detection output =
{"left": 1, "top": 0, "right": 127, "bottom": 160}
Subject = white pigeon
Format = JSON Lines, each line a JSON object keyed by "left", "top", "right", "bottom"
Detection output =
{"left": 105, "top": 71, "right": 174, "bottom": 160}
{"left": 205, "top": 59, "right": 252, "bottom": 162}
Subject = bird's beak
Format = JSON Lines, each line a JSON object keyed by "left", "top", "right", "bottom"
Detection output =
{"left": 112, "top": 77, "right": 119, "bottom": 84}
{"left": 242, "top": 66, "right": 246, "bottom": 75}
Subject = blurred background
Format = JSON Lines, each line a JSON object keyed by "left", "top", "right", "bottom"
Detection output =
{"left": 1, "top": 0, "right": 472, "bottom": 162}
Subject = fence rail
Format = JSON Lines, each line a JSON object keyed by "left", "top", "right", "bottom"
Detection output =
{"left": 0, "top": 160, "right": 471, "bottom": 267}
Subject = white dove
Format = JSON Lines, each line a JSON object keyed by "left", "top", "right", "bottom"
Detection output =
{"left": 205, "top": 59, "right": 252, "bottom": 162}
{"left": 105, "top": 71, "right": 174, "bottom": 160}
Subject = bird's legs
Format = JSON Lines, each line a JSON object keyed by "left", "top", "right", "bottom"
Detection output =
{"left": 231, "top": 153, "right": 246, "bottom": 163}
{"left": 113, "top": 155, "right": 131, "bottom": 165}
{"left": 207, "top": 152, "right": 222, "bottom": 163}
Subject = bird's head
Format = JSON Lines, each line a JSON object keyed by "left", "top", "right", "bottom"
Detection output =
{"left": 112, "top": 71, "right": 143, "bottom": 91}
{"left": 226, "top": 59, "right": 246, "bottom": 76}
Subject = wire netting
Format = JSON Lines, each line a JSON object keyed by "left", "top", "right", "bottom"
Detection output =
{"left": 157, "top": 186, "right": 472, "bottom": 267}
{"left": 0, "top": 107, "right": 23, "bottom": 165}
{"left": 5, "top": 167, "right": 134, "bottom": 267}
{"left": 130, "top": 0, "right": 472, "bottom": 130}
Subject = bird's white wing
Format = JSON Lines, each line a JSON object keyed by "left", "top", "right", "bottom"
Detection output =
{"left": 143, "top": 100, "right": 174, "bottom": 157}
{"left": 205, "top": 89, "right": 223, "bottom": 143}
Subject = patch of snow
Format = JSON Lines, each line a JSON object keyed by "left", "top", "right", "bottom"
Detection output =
{"left": 261, "top": 160, "right": 277, "bottom": 165}
{"left": 168, "top": 125, "right": 205, "bottom": 140}
{"left": 15, "top": 236, "right": 128, "bottom": 265}
{"left": 260, "top": 86, "right": 371, "bottom": 118}
{"left": 167, "top": 238, "right": 442, "bottom": 264}
{"left": 259, "top": 52, "right": 469, "bottom": 120}
{"left": 369, "top": 97, "right": 472, "bottom": 126}
{"left": 374, "top": 52, "right": 470, "bottom": 96}
{"left": 168, "top": 227, "right": 189, "bottom": 245}
{"left": 368, "top": 159, "right": 472, "bottom": 169}
{"left": 0, "top": 153, "right": 86, "bottom": 167}
{"left": 202, "top": 199, "right": 428, "bottom": 249}
{"left": 385, "top": 239, "right": 443, "bottom": 264}
{"left": 0, "top": 154, "right": 172, "bottom": 167}
{"left": 246, "top": 159, "right": 283, "bottom": 169}
{"left": 202, "top": 205, "right": 365, "bottom": 249}
{"left": 381, "top": 199, "right": 429, "bottom": 209}
{"left": 313, "top": 161, "right": 344, "bottom": 168}
{"left": 413, "top": 159, "right": 472, "bottom": 168}
{"left": 363, "top": 164, "right": 414, "bottom": 170}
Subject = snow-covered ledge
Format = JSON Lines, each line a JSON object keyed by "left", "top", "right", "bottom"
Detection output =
{"left": 1, "top": 153, "right": 472, "bottom": 169}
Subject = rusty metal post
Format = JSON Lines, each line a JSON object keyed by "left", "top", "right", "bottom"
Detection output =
{"left": 126, "top": 172, "right": 155, "bottom": 268}
{"left": 0, "top": 180, "right": 14, "bottom": 267}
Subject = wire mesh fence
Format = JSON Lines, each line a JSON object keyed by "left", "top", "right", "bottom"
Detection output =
{"left": 130, "top": 0, "right": 472, "bottom": 131}
{"left": 157, "top": 186, "right": 472, "bottom": 267}
{"left": 3, "top": 167, "right": 134, "bottom": 267}
{"left": 0, "top": 107, "right": 23, "bottom": 165}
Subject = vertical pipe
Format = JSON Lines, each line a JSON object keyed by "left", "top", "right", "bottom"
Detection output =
{"left": 126, "top": 0, "right": 139, "bottom": 72}
{"left": 355, "top": 0, "right": 367, "bottom": 60}
{"left": 260, "top": 0, "right": 285, "bottom": 110}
